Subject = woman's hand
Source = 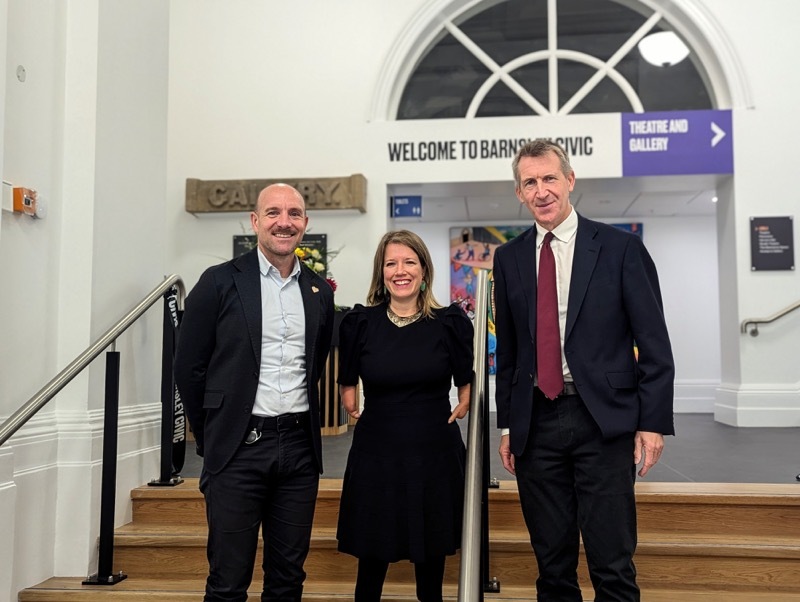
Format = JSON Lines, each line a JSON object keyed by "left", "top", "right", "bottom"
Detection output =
{"left": 448, "top": 383, "right": 471, "bottom": 423}
{"left": 341, "top": 385, "right": 361, "bottom": 419}
{"left": 448, "top": 399, "right": 470, "bottom": 423}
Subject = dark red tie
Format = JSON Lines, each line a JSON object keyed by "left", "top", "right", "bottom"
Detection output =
{"left": 537, "top": 232, "right": 564, "bottom": 399}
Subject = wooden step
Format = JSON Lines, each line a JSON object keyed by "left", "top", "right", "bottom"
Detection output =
{"left": 132, "top": 480, "right": 800, "bottom": 541}
{"left": 110, "top": 521, "right": 800, "bottom": 592}
{"left": 131, "top": 478, "right": 344, "bottom": 529}
{"left": 19, "top": 577, "right": 800, "bottom": 601}
{"left": 20, "top": 480, "right": 800, "bottom": 601}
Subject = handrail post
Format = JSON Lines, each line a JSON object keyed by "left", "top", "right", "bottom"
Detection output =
{"left": 458, "top": 272, "right": 489, "bottom": 601}
{"left": 481, "top": 337, "right": 500, "bottom": 594}
{"left": 83, "top": 350, "right": 127, "bottom": 585}
{"left": 150, "top": 287, "right": 185, "bottom": 487}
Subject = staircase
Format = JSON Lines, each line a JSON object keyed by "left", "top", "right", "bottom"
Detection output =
{"left": 19, "top": 479, "right": 800, "bottom": 601}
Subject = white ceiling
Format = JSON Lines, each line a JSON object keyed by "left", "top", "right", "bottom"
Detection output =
{"left": 389, "top": 174, "right": 723, "bottom": 223}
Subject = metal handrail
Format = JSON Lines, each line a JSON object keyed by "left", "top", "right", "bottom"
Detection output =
{"left": 458, "top": 270, "right": 489, "bottom": 601}
{"left": 0, "top": 274, "right": 185, "bottom": 447}
{"left": 740, "top": 299, "right": 800, "bottom": 336}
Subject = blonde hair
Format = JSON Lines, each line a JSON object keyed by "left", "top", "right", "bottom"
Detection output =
{"left": 366, "top": 230, "right": 441, "bottom": 318}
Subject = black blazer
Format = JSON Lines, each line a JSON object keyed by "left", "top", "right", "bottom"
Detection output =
{"left": 493, "top": 213, "right": 675, "bottom": 457}
{"left": 174, "top": 249, "right": 335, "bottom": 474}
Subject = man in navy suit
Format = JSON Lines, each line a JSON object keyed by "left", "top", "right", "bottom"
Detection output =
{"left": 493, "top": 139, "right": 674, "bottom": 601}
{"left": 175, "top": 183, "right": 334, "bottom": 601}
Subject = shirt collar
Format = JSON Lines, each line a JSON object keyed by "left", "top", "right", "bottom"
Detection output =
{"left": 535, "top": 205, "right": 578, "bottom": 246}
{"left": 257, "top": 247, "right": 301, "bottom": 280}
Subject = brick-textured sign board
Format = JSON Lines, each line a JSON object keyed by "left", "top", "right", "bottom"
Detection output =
{"left": 186, "top": 174, "right": 367, "bottom": 213}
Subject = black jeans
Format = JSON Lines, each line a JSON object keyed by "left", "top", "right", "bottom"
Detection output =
{"left": 200, "top": 415, "right": 319, "bottom": 601}
{"left": 515, "top": 392, "right": 639, "bottom": 602}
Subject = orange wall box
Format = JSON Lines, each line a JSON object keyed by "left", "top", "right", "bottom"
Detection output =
{"left": 13, "top": 187, "right": 37, "bottom": 216}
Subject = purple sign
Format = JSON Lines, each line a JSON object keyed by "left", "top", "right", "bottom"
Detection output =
{"left": 622, "top": 109, "right": 733, "bottom": 176}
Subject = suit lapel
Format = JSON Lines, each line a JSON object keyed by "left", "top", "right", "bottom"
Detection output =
{"left": 233, "top": 250, "right": 262, "bottom": 365}
{"left": 512, "top": 227, "right": 538, "bottom": 342}
{"left": 298, "top": 267, "right": 321, "bottom": 372}
{"left": 566, "top": 215, "right": 600, "bottom": 341}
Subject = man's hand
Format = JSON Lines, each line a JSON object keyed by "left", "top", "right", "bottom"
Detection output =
{"left": 499, "top": 434, "right": 516, "bottom": 476}
{"left": 634, "top": 431, "right": 664, "bottom": 477}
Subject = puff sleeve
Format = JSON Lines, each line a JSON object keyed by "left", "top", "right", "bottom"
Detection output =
{"left": 337, "top": 304, "right": 368, "bottom": 386}
{"left": 443, "top": 304, "right": 474, "bottom": 387}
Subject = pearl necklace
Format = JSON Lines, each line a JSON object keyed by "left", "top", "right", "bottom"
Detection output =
{"left": 386, "top": 306, "right": 422, "bottom": 328}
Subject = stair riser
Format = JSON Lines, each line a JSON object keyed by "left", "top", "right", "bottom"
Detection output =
{"left": 133, "top": 495, "right": 800, "bottom": 542}
{"left": 637, "top": 503, "right": 800, "bottom": 539}
{"left": 112, "top": 542, "right": 800, "bottom": 591}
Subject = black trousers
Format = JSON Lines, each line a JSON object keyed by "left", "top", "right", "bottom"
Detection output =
{"left": 354, "top": 555, "right": 446, "bottom": 602}
{"left": 515, "top": 392, "right": 639, "bottom": 602}
{"left": 200, "top": 414, "right": 319, "bottom": 602}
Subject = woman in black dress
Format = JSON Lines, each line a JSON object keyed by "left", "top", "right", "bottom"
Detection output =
{"left": 337, "top": 230, "right": 473, "bottom": 601}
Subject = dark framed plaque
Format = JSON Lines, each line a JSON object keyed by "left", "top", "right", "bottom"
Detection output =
{"left": 233, "top": 235, "right": 257, "bottom": 257}
{"left": 750, "top": 216, "right": 794, "bottom": 271}
{"left": 232, "top": 233, "right": 327, "bottom": 259}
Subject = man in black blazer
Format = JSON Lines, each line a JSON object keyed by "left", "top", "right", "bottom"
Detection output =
{"left": 493, "top": 139, "right": 674, "bottom": 602}
{"left": 174, "top": 183, "right": 334, "bottom": 601}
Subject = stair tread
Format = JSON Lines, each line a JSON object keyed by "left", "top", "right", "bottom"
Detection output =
{"left": 20, "top": 577, "right": 800, "bottom": 601}
{"left": 117, "top": 519, "right": 800, "bottom": 548}
{"left": 132, "top": 478, "right": 800, "bottom": 501}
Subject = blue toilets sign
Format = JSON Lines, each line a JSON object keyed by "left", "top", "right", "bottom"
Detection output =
{"left": 622, "top": 109, "right": 733, "bottom": 176}
{"left": 391, "top": 195, "right": 423, "bottom": 217}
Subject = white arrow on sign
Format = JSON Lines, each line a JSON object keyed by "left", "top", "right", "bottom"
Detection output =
{"left": 711, "top": 122, "right": 726, "bottom": 147}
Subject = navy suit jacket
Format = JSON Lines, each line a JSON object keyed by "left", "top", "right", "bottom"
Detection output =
{"left": 493, "top": 213, "right": 675, "bottom": 457}
{"left": 174, "top": 249, "right": 335, "bottom": 475}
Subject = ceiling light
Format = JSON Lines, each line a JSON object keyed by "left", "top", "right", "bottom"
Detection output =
{"left": 712, "top": 196, "right": 718, "bottom": 203}
{"left": 638, "top": 31, "right": 690, "bottom": 68}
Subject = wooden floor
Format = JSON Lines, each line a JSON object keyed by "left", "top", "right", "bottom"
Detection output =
{"left": 18, "top": 478, "right": 800, "bottom": 601}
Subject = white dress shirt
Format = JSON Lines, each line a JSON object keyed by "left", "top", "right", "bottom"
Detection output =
{"left": 501, "top": 207, "right": 578, "bottom": 436}
{"left": 534, "top": 206, "right": 578, "bottom": 384}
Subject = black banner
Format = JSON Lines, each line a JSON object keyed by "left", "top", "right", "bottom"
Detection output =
{"left": 166, "top": 288, "right": 186, "bottom": 474}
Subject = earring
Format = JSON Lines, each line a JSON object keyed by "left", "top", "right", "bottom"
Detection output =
{"left": 420, "top": 282, "right": 427, "bottom": 291}
{"left": 383, "top": 286, "right": 388, "bottom": 296}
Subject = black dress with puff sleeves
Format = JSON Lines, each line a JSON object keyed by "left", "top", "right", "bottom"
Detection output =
{"left": 336, "top": 303, "right": 474, "bottom": 563}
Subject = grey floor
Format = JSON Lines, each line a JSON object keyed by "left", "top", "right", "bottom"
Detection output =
{"left": 181, "top": 413, "right": 800, "bottom": 484}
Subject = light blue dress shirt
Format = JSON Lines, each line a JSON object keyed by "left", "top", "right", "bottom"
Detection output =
{"left": 253, "top": 248, "right": 308, "bottom": 417}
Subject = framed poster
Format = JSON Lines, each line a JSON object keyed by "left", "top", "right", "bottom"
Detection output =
{"left": 750, "top": 216, "right": 794, "bottom": 271}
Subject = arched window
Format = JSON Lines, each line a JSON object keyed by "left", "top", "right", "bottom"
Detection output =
{"left": 397, "top": 0, "right": 713, "bottom": 119}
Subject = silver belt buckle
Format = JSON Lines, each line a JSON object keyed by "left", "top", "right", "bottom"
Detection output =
{"left": 245, "top": 428, "right": 262, "bottom": 445}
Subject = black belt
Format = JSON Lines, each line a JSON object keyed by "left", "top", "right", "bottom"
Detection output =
{"left": 245, "top": 412, "right": 308, "bottom": 444}
{"left": 535, "top": 382, "right": 578, "bottom": 400}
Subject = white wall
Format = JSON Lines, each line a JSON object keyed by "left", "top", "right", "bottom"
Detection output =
{"left": 165, "top": 0, "right": 422, "bottom": 304}
{"left": 702, "top": 0, "right": 800, "bottom": 424}
{"left": 0, "top": 4, "right": 12, "bottom": 599}
{"left": 1, "top": 0, "right": 170, "bottom": 594}
{"left": 1, "top": 1, "right": 67, "bottom": 590}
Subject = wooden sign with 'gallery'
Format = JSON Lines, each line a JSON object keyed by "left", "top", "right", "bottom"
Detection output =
{"left": 186, "top": 174, "right": 367, "bottom": 213}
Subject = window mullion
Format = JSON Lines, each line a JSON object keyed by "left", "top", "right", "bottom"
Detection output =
{"left": 548, "top": 0, "right": 558, "bottom": 114}
{"left": 559, "top": 10, "right": 662, "bottom": 115}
